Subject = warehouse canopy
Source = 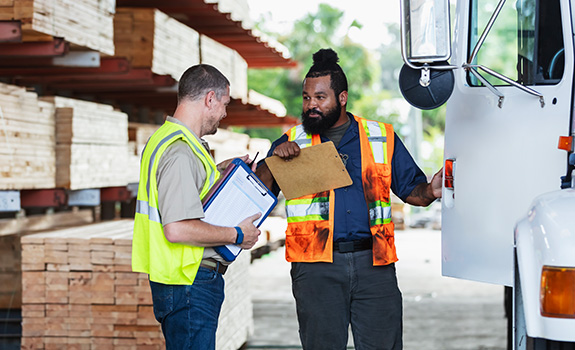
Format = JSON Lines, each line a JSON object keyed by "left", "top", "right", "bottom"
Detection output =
{"left": 116, "top": 0, "right": 296, "bottom": 68}
{"left": 0, "top": 0, "right": 298, "bottom": 128}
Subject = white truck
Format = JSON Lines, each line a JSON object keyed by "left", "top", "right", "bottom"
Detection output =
{"left": 399, "top": 0, "right": 575, "bottom": 349}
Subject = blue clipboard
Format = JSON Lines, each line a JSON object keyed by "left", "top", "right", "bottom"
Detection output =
{"left": 201, "top": 158, "right": 278, "bottom": 261}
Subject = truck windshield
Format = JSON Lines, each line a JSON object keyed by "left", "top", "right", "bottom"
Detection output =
{"left": 468, "top": 0, "right": 564, "bottom": 87}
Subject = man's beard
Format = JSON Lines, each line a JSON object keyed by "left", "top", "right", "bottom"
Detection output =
{"left": 301, "top": 103, "right": 341, "bottom": 135}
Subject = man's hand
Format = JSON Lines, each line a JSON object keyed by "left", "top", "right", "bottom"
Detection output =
{"left": 405, "top": 167, "right": 443, "bottom": 207}
{"left": 237, "top": 212, "right": 262, "bottom": 249}
{"left": 217, "top": 154, "right": 257, "bottom": 172}
{"left": 273, "top": 141, "right": 301, "bottom": 160}
{"left": 430, "top": 167, "right": 443, "bottom": 199}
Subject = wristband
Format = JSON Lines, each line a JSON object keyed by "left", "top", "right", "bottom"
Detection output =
{"left": 234, "top": 226, "right": 244, "bottom": 245}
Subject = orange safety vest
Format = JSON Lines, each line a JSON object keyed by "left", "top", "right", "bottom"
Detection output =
{"left": 284, "top": 115, "right": 396, "bottom": 266}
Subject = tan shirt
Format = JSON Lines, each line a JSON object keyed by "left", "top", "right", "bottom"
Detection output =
{"left": 156, "top": 116, "right": 228, "bottom": 264}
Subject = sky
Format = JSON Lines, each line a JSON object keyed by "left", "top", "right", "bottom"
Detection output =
{"left": 246, "top": 0, "right": 401, "bottom": 50}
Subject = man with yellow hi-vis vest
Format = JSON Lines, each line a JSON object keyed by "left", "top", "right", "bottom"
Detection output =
{"left": 132, "top": 64, "right": 261, "bottom": 350}
{"left": 256, "top": 49, "right": 444, "bottom": 350}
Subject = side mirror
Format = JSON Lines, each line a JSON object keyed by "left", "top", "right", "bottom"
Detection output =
{"left": 401, "top": 0, "right": 452, "bottom": 63}
{"left": 399, "top": 0, "right": 455, "bottom": 110}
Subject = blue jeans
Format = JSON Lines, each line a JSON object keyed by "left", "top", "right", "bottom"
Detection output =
{"left": 291, "top": 249, "right": 403, "bottom": 350}
{"left": 149, "top": 267, "right": 225, "bottom": 350}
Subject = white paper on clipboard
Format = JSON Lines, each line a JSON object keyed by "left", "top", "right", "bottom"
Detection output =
{"left": 201, "top": 159, "right": 277, "bottom": 261}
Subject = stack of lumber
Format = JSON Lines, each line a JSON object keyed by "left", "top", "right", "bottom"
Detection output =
{"left": 0, "top": 82, "right": 56, "bottom": 190}
{"left": 200, "top": 34, "right": 248, "bottom": 102}
{"left": 0, "top": 207, "right": 93, "bottom": 309}
{"left": 203, "top": 128, "right": 251, "bottom": 164}
{"left": 126, "top": 122, "right": 160, "bottom": 183}
{"left": 40, "top": 96, "right": 137, "bottom": 189}
{"left": 114, "top": 8, "right": 200, "bottom": 81}
{"left": 0, "top": 0, "right": 115, "bottom": 55}
{"left": 127, "top": 122, "right": 159, "bottom": 158}
{"left": 203, "top": 128, "right": 271, "bottom": 166}
{"left": 20, "top": 219, "right": 253, "bottom": 350}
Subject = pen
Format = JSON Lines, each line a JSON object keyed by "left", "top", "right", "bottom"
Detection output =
{"left": 248, "top": 152, "right": 259, "bottom": 168}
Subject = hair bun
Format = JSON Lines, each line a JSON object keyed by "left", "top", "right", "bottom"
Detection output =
{"left": 312, "top": 48, "right": 339, "bottom": 67}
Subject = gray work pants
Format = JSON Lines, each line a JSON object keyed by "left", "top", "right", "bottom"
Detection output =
{"left": 291, "top": 249, "right": 403, "bottom": 350}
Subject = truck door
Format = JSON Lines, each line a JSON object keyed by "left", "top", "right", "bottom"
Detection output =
{"left": 442, "top": 0, "right": 573, "bottom": 286}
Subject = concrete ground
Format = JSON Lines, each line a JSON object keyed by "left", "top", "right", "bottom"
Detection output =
{"left": 246, "top": 228, "right": 508, "bottom": 350}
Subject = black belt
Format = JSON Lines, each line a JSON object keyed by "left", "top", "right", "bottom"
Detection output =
{"left": 200, "top": 258, "right": 228, "bottom": 275}
{"left": 333, "top": 238, "right": 373, "bottom": 253}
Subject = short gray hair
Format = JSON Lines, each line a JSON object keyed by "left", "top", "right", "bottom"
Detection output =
{"left": 178, "top": 64, "right": 230, "bottom": 103}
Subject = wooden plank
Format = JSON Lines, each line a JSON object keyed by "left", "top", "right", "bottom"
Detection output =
{"left": 2, "top": 0, "right": 115, "bottom": 54}
{"left": 114, "top": 8, "right": 200, "bottom": 80}
{"left": 0, "top": 82, "right": 56, "bottom": 190}
{"left": 200, "top": 34, "right": 248, "bottom": 100}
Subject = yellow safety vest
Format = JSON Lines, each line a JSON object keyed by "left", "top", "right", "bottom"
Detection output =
{"left": 284, "top": 115, "right": 396, "bottom": 265}
{"left": 132, "top": 120, "right": 220, "bottom": 284}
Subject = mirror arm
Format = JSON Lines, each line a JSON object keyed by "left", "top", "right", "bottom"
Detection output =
{"left": 466, "top": 64, "right": 545, "bottom": 107}
{"left": 468, "top": 0, "right": 507, "bottom": 64}
{"left": 467, "top": 66, "right": 505, "bottom": 108}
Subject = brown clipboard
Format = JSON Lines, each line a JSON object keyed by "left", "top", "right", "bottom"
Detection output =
{"left": 265, "top": 141, "right": 353, "bottom": 200}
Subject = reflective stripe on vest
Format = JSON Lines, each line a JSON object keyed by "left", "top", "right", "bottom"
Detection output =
{"left": 289, "top": 124, "right": 313, "bottom": 148}
{"left": 369, "top": 201, "right": 392, "bottom": 225}
{"left": 135, "top": 200, "right": 161, "bottom": 223}
{"left": 360, "top": 119, "right": 392, "bottom": 223}
{"left": 285, "top": 196, "right": 329, "bottom": 223}
{"left": 360, "top": 119, "right": 388, "bottom": 164}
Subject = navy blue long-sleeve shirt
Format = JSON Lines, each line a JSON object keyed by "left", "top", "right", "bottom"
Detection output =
{"left": 265, "top": 115, "right": 427, "bottom": 242}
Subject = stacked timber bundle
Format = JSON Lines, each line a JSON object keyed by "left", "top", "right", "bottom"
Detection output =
{"left": 20, "top": 220, "right": 253, "bottom": 350}
{"left": 0, "top": 82, "right": 56, "bottom": 190}
{"left": 0, "top": 207, "right": 94, "bottom": 310}
{"left": 0, "top": 0, "right": 115, "bottom": 55}
{"left": 200, "top": 35, "right": 249, "bottom": 102}
{"left": 114, "top": 8, "right": 200, "bottom": 81}
{"left": 127, "top": 122, "right": 159, "bottom": 158}
{"left": 40, "top": 96, "right": 137, "bottom": 189}
{"left": 203, "top": 128, "right": 251, "bottom": 164}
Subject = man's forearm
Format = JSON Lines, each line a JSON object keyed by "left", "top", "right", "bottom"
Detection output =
{"left": 163, "top": 219, "right": 237, "bottom": 247}
{"left": 405, "top": 183, "right": 438, "bottom": 207}
{"left": 255, "top": 162, "right": 275, "bottom": 191}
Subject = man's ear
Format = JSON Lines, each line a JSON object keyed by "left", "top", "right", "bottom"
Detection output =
{"left": 339, "top": 91, "right": 348, "bottom": 106}
{"left": 205, "top": 90, "right": 216, "bottom": 108}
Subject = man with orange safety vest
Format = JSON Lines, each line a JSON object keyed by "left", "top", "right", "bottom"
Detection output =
{"left": 256, "top": 49, "right": 443, "bottom": 349}
{"left": 132, "top": 64, "right": 262, "bottom": 349}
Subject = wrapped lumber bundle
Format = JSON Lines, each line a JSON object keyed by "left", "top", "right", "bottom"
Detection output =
{"left": 0, "top": 0, "right": 115, "bottom": 55}
{"left": 40, "top": 96, "right": 136, "bottom": 189}
{"left": 114, "top": 8, "right": 200, "bottom": 81}
{"left": 0, "top": 82, "right": 56, "bottom": 190}
{"left": 20, "top": 220, "right": 253, "bottom": 350}
{"left": 200, "top": 35, "right": 248, "bottom": 102}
